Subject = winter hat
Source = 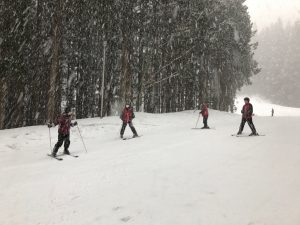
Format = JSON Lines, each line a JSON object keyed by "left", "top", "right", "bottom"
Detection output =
{"left": 244, "top": 97, "right": 250, "bottom": 102}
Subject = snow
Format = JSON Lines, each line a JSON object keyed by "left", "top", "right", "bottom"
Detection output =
{"left": 1, "top": 109, "right": 300, "bottom": 225}
{"left": 234, "top": 27, "right": 240, "bottom": 42}
{"left": 133, "top": 6, "right": 141, "bottom": 14}
{"left": 43, "top": 38, "right": 53, "bottom": 55}
{"left": 172, "top": 5, "right": 179, "bottom": 19}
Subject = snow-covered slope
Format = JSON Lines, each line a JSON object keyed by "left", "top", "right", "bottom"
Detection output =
{"left": 236, "top": 95, "right": 300, "bottom": 117}
{"left": 1, "top": 110, "right": 300, "bottom": 225}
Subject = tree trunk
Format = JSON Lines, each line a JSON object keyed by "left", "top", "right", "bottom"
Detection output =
{"left": 47, "top": 0, "right": 61, "bottom": 122}
{"left": 0, "top": 79, "right": 7, "bottom": 129}
{"left": 120, "top": 39, "right": 132, "bottom": 104}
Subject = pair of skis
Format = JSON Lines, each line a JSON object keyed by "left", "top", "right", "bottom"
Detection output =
{"left": 192, "top": 127, "right": 265, "bottom": 137}
{"left": 47, "top": 153, "right": 79, "bottom": 161}
{"left": 192, "top": 127, "right": 215, "bottom": 130}
{"left": 48, "top": 135, "right": 143, "bottom": 161}
{"left": 122, "top": 135, "right": 142, "bottom": 140}
{"left": 231, "top": 133, "right": 265, "bottom": 137}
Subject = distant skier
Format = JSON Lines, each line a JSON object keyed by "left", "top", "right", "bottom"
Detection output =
{"left": 237, "top": 97, "right": 258, "bottom": 136}
{"left": 48, "top": 107, "right": 78, "bottom": 157}
{"left": 199, "top": 103, "right": 209, "bottom": 129}
{"left": 120, "top": 104, "right": 138, "bottom": 139}
{"left": 271, "top": 108, "right": 274, "bottom": 117}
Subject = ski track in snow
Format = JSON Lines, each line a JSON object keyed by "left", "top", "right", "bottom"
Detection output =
{"left": 0, "top": 109, "right": 300, "bottom": 225}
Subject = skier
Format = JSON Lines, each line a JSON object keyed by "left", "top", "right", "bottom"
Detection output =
{"left": 199, "top": 103, "right": 209, "bottom": 129}
{"left": 120, "top": 104, "right": 138, "bottom": 139}
{"left": 48, "top": 107, "right": 78, "bottom": 157}
{"left": 271, "top": 108, "right": 274, "bottom": 117}
{"left": 237, "top": 97, "right": 258, "bottom": 136}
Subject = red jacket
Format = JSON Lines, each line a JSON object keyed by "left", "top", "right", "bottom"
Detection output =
{"left": 200, "top": 105, "right": 209, "bottom": 118}
{"left": 120, "top": 107, "right": 135, "bottom": 123}
{"left": 241, "top": 103, "right": 253, "bottom": 119}
{"left": 54, "top": 113, "right": 75, "bottom": 135}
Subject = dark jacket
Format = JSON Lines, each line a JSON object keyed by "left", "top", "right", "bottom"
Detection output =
{"left": 120, "top": 107, "right": 135, "bottom": 123}
{"left": 54, "top": 113, "right": 76, "bottom": 135}
{"left": 241, "top": 103, "right": 253, "bottom": 119}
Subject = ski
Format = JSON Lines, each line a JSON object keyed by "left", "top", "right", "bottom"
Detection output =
{"left": 65, "top": 154, "right": 79, "bottom": 158}
{"left": 67, "top": 154, "right": 79, "bottom": 158}
{"left": 122, "top": 135, "right": 142, "bottom": 140}
{"left": 231, "top": 134, "right": 265, "bottom": 137}
{"left": 192, "top": 127, "right": 215, "bottom": 130}
{"left": 47, "top": 154, "right": 63, "bottom": 161}
{"left": 58, "top": 153, "right": 79, "bottom": 158}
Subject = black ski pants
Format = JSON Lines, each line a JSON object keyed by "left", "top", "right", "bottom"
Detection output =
{"left": 53, "top": 133, "right": 70, "bottom": 154}
{"left": 120, "top": 122, "right": 137, "bottom": 136}
{"left": 239, "top": 118, "right": 257, "bottom": 134}
{"left": 203, "top": 117, "right": 208, "bottom": 128}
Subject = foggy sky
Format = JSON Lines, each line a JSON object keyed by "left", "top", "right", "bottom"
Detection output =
{"left": 245, "top": 0, "right": 300, "bottom": 30}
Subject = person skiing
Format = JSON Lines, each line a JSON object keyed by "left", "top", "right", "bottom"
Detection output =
{"left": 48, "top": 107, "right": 78, "bottom": 157}
{"left": 120, "top": 103, "right": 138, "bottom": 139}
{"left": 237, "top": 97, "right": 258, "bottom": 136}
{"left": 199, "top": 103, "right": 209, "bottom": 129}
{"left": 271, "top": 108, "right": 274, "bottom": 117}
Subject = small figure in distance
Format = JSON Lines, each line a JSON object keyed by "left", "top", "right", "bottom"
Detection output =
{"left": 237, "top": 97, "right": 258, "bottom": 136}
{"left": 199, "top": 103, "right": 209, "bottom": 129}
{"left": 120, "top": 103, "right": 138, "bottom": 139}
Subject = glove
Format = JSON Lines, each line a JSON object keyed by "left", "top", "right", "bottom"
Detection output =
{"left": 47, "top": 122, "right": 53, "bottom": 128}
{"left": 73, "top": 121, "right": 78, "bottom": 126}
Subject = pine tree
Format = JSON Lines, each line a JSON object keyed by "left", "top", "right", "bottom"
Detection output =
{"left": 0, "top": 0, "right": 259, "bottom": 129}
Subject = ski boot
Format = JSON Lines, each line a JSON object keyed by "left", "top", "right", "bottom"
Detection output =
{"left": 133, "top": 133, "right": 138, "bottom": 138}
{"left": 64, "top": 149, "right": 70, "bottom": 155}
{"left": 201, "top": 126, "right": 210, "bottom": 129}
{"left": 51, "top": 146, "right": 59, "bottom": 157}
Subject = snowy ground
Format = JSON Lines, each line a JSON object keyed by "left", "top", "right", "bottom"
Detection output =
{"left": 1, "top": 108, "right": 300, "bottom": 225}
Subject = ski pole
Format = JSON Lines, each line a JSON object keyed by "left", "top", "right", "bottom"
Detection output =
{"left": 48, "top": 127, "right": 52, "bottom": 151}
{"left": 193, "top": 106, "right": 199, "bottom": 113}
{"left": 77, "top": 125, "right": 88, "bottom": 153}
{"left": 195, "top": 113, "right": 201, "bottom": 128}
